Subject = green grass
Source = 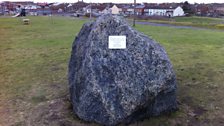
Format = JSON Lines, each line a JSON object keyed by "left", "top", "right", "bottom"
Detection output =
{"left": 174, "top": 16, "right": 224, "bottom": 24}
{"left": 0, "top": 16, "right": 88, "bottom": 125}
{"left": 136, "top": 24, "right": 224, "bottom": 126}
{"left": 0, "top": 16, "right": 85, "bottom": 99}
{"left": 1, "top": 16, "right": 224, "bottom": 126}
{"left": 140, "top": 16, "right": 224, "bottom": 30}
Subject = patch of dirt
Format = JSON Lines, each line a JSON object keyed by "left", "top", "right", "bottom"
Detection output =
{"left": 26, "top": 97, "right": 97, "bottom": 126}
{"left": 0, "top": 99, "right": 29, "bottom": 126}
{"left": 187, "top": 106, "right": 208, "bottom": 126}
{"left": 193, "top": 106, "right": 207, "bottom": 117}
{"left": 181, "top": 96, "right": 194, "bottom": 106}
{"left": 0, "top": 102, "right": 10, "bottom": 126}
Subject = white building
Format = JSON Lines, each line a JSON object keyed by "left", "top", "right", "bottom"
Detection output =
{"left": 23, "top": 4, "right": 38, "bottom": 16}
{"left": 144, "top": 6, "right": 184, "bottom": 17}
{"left": 110, "top": 5, "right": 121, "bottom": 15}
{"left": 173, "top": 6, "right": 185, "bottom": 17}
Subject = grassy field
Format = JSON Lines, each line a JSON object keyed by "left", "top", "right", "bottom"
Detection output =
{"left": 140, "top": 16, "right": 224, "bottom": 29}
{"left": 0, "top": 16, "right": 224, "bottom": 126}
{"left": 174, "top": 16, "right": 224, "bottom": 23}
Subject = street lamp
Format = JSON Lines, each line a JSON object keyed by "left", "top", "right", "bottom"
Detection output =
{"left": 133, "top": 0, "right": 136, "bottom": 27}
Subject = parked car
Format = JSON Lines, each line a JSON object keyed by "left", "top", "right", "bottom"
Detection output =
{"left": 73, "top": 13, "right": 79, "bottom": 17}
{"left": 72, "top": 12, "right": 85, "bottom": 17}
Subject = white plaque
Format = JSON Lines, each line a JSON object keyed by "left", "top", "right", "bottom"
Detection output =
{"left": 108, "top": 36, "right": 126, "bottom": 49}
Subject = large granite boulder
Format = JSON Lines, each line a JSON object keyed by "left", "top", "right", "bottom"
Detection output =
{"left": 68, "top": 14, "right": 177, "bottom": 125}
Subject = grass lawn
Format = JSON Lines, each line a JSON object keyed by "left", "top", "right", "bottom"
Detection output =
{"left": 174, "top": 16, "right": 224, "bottom": 24}
{"left": 0, "top": 16, "right": 224, "bottom": 126}
{"left": 140, "top": 16, "right": 224, "bottom": 29}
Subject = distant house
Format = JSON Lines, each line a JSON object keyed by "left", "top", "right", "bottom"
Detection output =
{"left": 0, "top": 1, "right": 39, "bottom": 15}
{"left": 121, "top": 4, "right": 145, "bottom": 16}
{"left": 101, "top": 6, "right": 112, "bottom": 14}
{"left": 214, "top": 7, "right": 224, "bottom": 16}
{"left": 135, "top": 5, "right": 145, "bottom": 15}
{"left": 195, "top": 4, "right": 209, "bottom": 16}
{"left": 84, "top": 4, "right": 106, "bottom": 14}
{"left": 83, "top": 3, "right": 122, "bottom": 15}
{"left": 1, "top": 1, "right": 19, "bottom": 13}
{"left": 100, "top": 4, "right": 123, "bottom": 15}
{"left": 144, "top": 5, "right": 184, "bottom": 17}
{"left": 83, "top": 5, "right": 91, "bottom": 13}
{"left": 173, "top": 6, "right": 185, "bottom": 16}
{"left": 50, "top": 3, "right": 68, "bottom": 13}
{"left": 25, "top": 4, "right": 38, "bottom": 15}
{"left": 82, "top": 3, "right": 110, "bottom": 17}
{"left": 0, "top": 1, "right": 14, "bottom": 14}
{"left": 36, "top": 3, "right": 51, "bottom": 15}
{"left": 67, "top": 1, "right": 88, "bottom": 13}
{"left": 121, "top": 5, "right": 134, "bottom": 15}
{"left": 110, "top": 5, "right": 121, "bottom": 15}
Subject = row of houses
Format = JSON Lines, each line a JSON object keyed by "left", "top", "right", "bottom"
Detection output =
{"left": 1, "top": 1, "right": 224, "bottom": 17}
{"left": 120, "top": 5, "right": 184, "bottom": 17}
{"left": 0, "top": 1, "right": 54, "bottom": 15}
{"left": 64, "top": 2, "right": 224, "bottom": 17}
{"left": 54, "top": 2, "right": 224, "bottom": 17}
{"left": 0, "top": 1, "right": 185, "bottom": 17}
{"left": 67, "top": 2, "right": 185, "bottom": 17}
{"left": 194, "top": 3, "right": 224, "bottom": 16}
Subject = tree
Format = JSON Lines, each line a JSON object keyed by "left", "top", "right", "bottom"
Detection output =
{"left": 182, "top": 1, "right": 194, "bottom": 15}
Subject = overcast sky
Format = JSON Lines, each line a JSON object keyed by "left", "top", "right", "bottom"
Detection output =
{"left": 1, "top": 0, "right": 224, "bottom": 4}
